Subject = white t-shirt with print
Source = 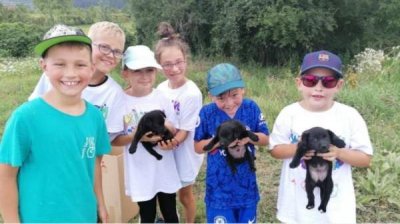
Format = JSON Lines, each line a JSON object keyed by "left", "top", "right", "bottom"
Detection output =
{"left": 28, "top": 73, "right": 125, "bottom": 134}
{"left": 116, "top": 89, "right": 181, "bottom": 202}
{"left": 269, "top": 102, "right": 373, "bottom": 224}
{"left": 157, "top": 80, "right": 204, "bottom": 183}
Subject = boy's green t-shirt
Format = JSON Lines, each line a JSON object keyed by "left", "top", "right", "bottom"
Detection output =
{"left": 0, "top": 98, "right": 111, "bottom": 222}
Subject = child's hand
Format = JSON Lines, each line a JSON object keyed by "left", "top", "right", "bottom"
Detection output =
{"left": 140, "top": 132, "right": 162, "bottom": 143}
{"left": 158, "top": 139, "right": 176, "bottom": 150}
{"left": 317, "top": 145, "right": 342, "bottom": 161}
{"left": 302, "top": 150, "right": 316, "bottom": 160}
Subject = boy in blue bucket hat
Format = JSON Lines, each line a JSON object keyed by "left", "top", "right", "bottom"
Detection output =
{"left": 194, "top": 63, "right": 269, "bottom": 223}
{"left": 269, "top": 50, "right": 373, "bottom": 223}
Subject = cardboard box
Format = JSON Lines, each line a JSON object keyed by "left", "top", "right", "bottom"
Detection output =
{"left": 102, "top": 147, "right": 139, "bottom": 223}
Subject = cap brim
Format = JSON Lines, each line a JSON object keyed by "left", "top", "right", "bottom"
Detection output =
{"left": 301, "top": 65, "right": 343, "bottom": 77}
{"left": 209, "top": 80, "right": 245, "bottom": 96}
{"left": 34, "top": 35, "right": 92, "bottom": 56}
{"left": 125, "top": 61, "right": 162, "bottom": 70}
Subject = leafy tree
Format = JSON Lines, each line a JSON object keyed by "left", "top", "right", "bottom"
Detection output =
{"left": 33, "top": 0, "right": 73, "bottom": 24}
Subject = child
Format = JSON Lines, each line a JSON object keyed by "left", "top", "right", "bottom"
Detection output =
{"left": 194, "top": 63, "right": 269, "bottom": 223}
{"left": 111, "top": 45, "right": 181, "bottom": 223}
{"left": 269, "top": 50, "right": 373, "bottom": 223}
{"left": 0, "top": 24, "right": 111, "bottom": 222}
{"left": 154, "top": 22, "right": 203, "bottom": 223}
{"left": 29, "top": 21, "right": 126, "bottom": 139}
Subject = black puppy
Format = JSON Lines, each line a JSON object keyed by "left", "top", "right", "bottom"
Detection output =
{"left": 203, "top": 120, "right": 259, "bottom": 173}
{"left": 129, "top": 110, "right": 174, "bottom": 160}
{"left": 289, "top": 127, "right": 345, "bottom": 213}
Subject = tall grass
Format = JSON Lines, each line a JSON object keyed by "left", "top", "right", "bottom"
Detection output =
{"left": 0, "top": 51, "right": 399, "bottom": 222}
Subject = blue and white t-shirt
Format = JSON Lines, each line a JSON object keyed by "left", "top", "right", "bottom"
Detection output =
{"left": 194, "top": 98, "right": 269, "bottom": 209}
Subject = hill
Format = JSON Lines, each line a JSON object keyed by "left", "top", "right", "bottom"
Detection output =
{"left": 0, "top": 0, "right": 125, "bottom": 9}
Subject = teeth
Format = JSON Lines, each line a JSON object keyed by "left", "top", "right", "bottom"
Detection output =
{"left": 63, "top": 81, "right": 78, "bottom": 86}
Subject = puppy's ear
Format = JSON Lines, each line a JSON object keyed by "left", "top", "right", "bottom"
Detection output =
{"left": 247, "top": 131, "right": 259, "bottom": 142}
{"left": 327, "top": 129, "right": 346, "bottom": 148}
{"left": 301, "top": 130, "right": 310, "bottom": 146}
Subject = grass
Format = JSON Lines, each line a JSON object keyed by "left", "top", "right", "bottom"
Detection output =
{"left": 1, "top": 56, "right": 400, "bottom": 223}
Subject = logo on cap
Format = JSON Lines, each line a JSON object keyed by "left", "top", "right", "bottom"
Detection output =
{"left": 318, "top": 53, "right": 329, "bottom": 62}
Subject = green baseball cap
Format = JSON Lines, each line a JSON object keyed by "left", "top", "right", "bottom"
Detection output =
{"left": 34, "top": 24, "right": 92, "bottom": 56}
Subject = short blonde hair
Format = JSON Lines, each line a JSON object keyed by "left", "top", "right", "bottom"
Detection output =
{"left": 88, "top": 21, "right": 126, "bottom": 45}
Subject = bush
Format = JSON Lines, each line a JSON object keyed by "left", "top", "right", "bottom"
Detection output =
{"left": 0, "top": 23, "right": 47, "bottom": 58}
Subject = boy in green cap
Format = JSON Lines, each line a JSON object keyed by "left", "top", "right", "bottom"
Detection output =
{"left": 0, "top": 24, "right": 111, "bottom": 222}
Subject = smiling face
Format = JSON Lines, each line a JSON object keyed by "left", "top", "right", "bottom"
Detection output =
{"left": 296, "top": 67, "right": 344, "bottom": 112}
{"left": 91, "top": 32, "right": 125, "bottom": 76}
{"left": 122, "top": 67, "right": 157, "bottom": 97}
{"left": 159, "top": 46, "right": 187, "bottom": 88}
{"left": 211, "top": 88, "right": 245, "bottom": 117}
{"left": 41, "top": 44, "right": 94, "bottom": 99}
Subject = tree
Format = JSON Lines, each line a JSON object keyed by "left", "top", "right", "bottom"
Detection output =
{"left": 33, "top": 0, "right": 73, "bottom": 24}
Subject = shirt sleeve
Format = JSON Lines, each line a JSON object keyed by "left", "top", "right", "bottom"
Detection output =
{"left": 269, "top": 107, "right": 293, "bottom": 150}
{"left": 95, "top": 110, "right": 112, "bottom": 156}
{"left": 0, "top": 109, "right": 31, "bottom": 166}
{"left": 175, "top": 92, "right": 202, "bottom": 131}
{"left": 348, "top": 108, "right": 373, "bottom": 155}
{"left": 28, "top": 73, "right": 52, "bottom": 101}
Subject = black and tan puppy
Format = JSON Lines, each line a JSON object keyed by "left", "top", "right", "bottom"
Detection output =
{"left": 203, "top": 120, "right": 259, "bottom": 173}
{"left": 289, "top": 127, "right": 346, "bottom": 213}
{"left": 129, "top": 110, "right": 174, "bottom": 160}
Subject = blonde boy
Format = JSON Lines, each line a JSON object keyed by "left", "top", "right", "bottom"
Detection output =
{"left": 29, "top": 21, "right": 126, "bottom": 138}
{"left": 0, "top": 24, "right": 111, "bottom": 222}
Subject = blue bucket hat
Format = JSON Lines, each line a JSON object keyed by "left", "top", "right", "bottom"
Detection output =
{"left": 300, "top": 50, "right": 343, "bottom": 77}
{"left": 207, "top": 63, "right": 245, "bottom": 96}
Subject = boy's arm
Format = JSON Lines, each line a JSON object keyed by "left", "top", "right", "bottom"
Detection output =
{"left": 0, "top": 164, "right": 20, "bottom": 222}
{"left": 318, "top": 146, "right": 372, "bottom": 167}
{"left": 270, "top": 144, "right": 297, "bottom": 159}
{"left": 194, "top": 139, "right": 214, "bottom": 154}
{"left": 251, "top": 132, "right": 269, "bottom": 146}
{"left": 94, "top": 156, "right": 108, "bottom": 223}
{"left": 111, "top": 132, "right": 134, "bottom": 146}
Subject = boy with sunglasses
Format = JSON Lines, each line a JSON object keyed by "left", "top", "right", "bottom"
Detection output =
{"left": 269, "top": 50, "right": 373, "bottom": 223}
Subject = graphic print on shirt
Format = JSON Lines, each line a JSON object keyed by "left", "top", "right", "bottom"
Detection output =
{"left": 81, "top": 137, "right": 96, "bottom": 159}
{"left": 95, "top": 103, "right": 109, "bottom": 119}
{"left": 123, "top": 109, "right": 146, "bottom": 134}
{"left": 172, "top": 99, "right": 180, "bottom": 116}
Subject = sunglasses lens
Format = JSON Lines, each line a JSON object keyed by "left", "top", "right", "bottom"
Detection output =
{"left": 301, "top": 75, "right": 318, "bottom": 87}
{"left": 322, "top": 76, "right": 338, "bottom": 88}
{"left": 301, "top": 74, "right": 338, "bottom": 88}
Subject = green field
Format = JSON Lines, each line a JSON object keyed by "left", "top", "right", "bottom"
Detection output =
{"left": 0, "top": 52, "right": 399, "bottom": 222}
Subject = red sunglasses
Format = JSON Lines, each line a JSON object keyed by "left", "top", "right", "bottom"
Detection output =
{"left": 301, "top": 74, "right": 339, "bottom": 89}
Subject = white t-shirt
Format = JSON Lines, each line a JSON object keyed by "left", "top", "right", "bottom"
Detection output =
{"left": 269, "top": 102, "right": 373, "bottom": 224}
{"left": 157, "top": 80, "right": 204, "bottom": 183}
{"left": 115, "top": 89, "right": 181, "bottom": 202}
{"left": 28, "top": 73, "right": 125, "bottom": 134}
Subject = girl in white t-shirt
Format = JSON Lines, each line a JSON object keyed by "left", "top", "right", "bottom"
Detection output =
{"left": 111, "top": 45, "right": 181, "bottom": 223}
{"left": 269, "top": 50, "right": 373, "bottom": 223}
{"left": 154, "top": 22, "right": 204, "bottom": 223}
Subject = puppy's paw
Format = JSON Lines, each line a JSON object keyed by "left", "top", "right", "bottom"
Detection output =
{"left": 306, "top": 203, "right": 315, "bottom": 210}
{"left": 128, "top": 144, "right": 138, "bottom": 154}
{"left": 318, "top": 205, "right": 327, "bottom": 213}
{"left": 289, "top": 161, "right": 299, "bottom": 168}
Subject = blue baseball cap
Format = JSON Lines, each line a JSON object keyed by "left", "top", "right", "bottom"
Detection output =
{"left": 207, "top": 63, "right": 245, "bottom": 96}
{"left": 300, "top": 50, "right": 343, "bottom": 77}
